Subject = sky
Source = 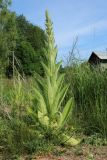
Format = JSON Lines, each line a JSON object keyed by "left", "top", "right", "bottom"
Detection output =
{"left": 10, "top": 0, "right": 107, "bottom": 62}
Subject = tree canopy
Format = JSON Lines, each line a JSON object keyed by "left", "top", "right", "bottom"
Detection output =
{"left": 0, "top": 1, "right": 46, "bottom": 76}
{"left": 0, "top": 0, "right": 11, "bottom": 9}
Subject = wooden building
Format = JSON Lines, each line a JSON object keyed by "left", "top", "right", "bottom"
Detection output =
{"left": 88, "top": 52, "right": 107, "bottom": 69}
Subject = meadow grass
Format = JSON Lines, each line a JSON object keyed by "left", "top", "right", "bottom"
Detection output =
{"left": 0, "top": 76, "right": 56, "bottom": 156}
{"left": 65, "top": 63, "right": 107, "bottom": 137}
{"left": 0, "top": 63, "right": 107, "bottom": 157}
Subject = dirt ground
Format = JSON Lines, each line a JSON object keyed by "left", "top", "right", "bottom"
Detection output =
{"left": 0, "top": 145, "right": 107, "bottom": 160}
{"left": 20, "top": 145, "right": 107, "bottom": 160}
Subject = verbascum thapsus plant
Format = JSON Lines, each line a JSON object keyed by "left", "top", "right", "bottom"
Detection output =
{"left": 28, "top": 10, "right": 80, "bottom": 146}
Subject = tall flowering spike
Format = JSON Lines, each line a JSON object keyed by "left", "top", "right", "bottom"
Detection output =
{"left": 29, "top": 10, "right": 73, "bottom": 132}
{"left": 45, "top": 10, "right": 58, "bottom": 75}
{"left": 45, "top": 10, "right": 55, "bottom": 47}
{"left": 28, "top": 10, "right": 80, "bottom": 146}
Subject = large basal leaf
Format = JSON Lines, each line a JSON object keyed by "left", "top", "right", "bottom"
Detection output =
{"left": 61, "top": 134, "right": 81, "bottom": 146}
{"left": 58, "top": 98, "right": 74, "bottom": 129}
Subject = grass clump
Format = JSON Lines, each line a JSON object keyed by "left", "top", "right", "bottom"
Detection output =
{"left": 65, "top": 62, "right": 107, "bottom": 137}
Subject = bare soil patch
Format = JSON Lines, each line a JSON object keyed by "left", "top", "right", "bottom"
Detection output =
{"left": 19, "top": 145, "right": 107, "bottom": 160}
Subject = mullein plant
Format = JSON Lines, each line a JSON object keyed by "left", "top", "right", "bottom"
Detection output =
{"left": 28, "top": 10, "right": 80, "bottom": 146}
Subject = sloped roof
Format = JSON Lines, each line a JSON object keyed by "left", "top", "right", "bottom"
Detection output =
{"left": 91, "top": 52, "right": 107, "bottom": 60}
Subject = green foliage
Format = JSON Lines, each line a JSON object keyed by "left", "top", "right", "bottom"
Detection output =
{"left": 0, "top": 8, "right": 17, "bottom": 74}
{"left": 0, "top": 7, "right": 46, "bottom": 76}
{"left": 0, "top": 77, "right": 51, "bottom": 155}
{"left": 14, "top": 41, "right": 38, "bottom": 75}
{"left": 25, "top": 11, "right": 80, "bottom": 148}
{"left": 28, "top": 10, "right": 73, "bottom": 132}
{"left": 0, "top": 9, "right": 17, "bottom": 56}
{"left": 85, "top": 133, "right": 107, "bottom": 146}
{"left": 16, "top": 15, "right": 46, "bottom": 50}
{"left": 14, "top": 15, "right": 46, "bottom": 76}
{"left": 0, "top": 118, "right": 12, "bottom": 148}
{"left": 65, "top": 63, "right": 107, "bottom": 137}
{"left": 0, "top": 0, "right": 11, "bottom": 9}
{"left": 1, "top": 2, "right": 107, "bottom": 157}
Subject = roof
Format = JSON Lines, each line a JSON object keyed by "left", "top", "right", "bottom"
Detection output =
{"left": 90, "top": 51, "right": 107, "bottom": 60}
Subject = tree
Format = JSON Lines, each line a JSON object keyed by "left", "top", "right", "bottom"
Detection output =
{"left": 16, "top": 15, "right": 46, "bottom": 51}
{"left": 14, "top": 15, "right": 46, "bottom": 76}
{"left": 0, "top": 0, "right": 17, "bottom": 73}
{"left": 0, "top": 0, "right": 11, "bottom": 9}
{"left": 15, "top": 41, "right": 41, "bottom": 76}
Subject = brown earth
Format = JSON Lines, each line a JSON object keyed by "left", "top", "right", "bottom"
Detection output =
{"left": 19, "top": 145, "right": 107, "bottom": 160}
{"left": 0, "top": 145, "right": 107, "bottom": 160}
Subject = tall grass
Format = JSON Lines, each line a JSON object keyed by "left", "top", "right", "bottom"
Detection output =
{"left": 0, "top": 76, "right": 54, "bottom": 156}
{"left": 65, "top": 63, "right": 107, "bottom": 137}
